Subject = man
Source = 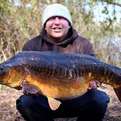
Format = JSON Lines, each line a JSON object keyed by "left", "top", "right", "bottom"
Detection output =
{"left": 16, "top": 3, "right": 109, "bottom": 121}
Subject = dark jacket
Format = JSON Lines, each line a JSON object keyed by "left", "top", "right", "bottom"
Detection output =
{"left": 22, "top": 27, "right": 95, "bottom": 94}
{"left": 22, "top": 28, "right": 94, "bottom": 56}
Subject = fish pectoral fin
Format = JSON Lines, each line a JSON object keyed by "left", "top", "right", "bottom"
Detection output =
{"left": 114, "top": 87, "right": 121, "bottom": 102}
{"left": 47, "top": 97, "right": 61, "bottom": 110}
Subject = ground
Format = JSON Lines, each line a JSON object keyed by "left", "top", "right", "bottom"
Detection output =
{"left": 0, "top": 84, "right": 121, "bottom": 121}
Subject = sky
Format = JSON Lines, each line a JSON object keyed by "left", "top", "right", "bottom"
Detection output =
{"left": 10, "top": 0, "right": 121, "bottom": 23}
{"left": 92, "top": 2, "right": 121, "bottom": 23}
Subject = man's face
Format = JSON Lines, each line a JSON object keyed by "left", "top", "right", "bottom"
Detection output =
{"left": 45, "top": 16, "right": 70, "bottom": 40}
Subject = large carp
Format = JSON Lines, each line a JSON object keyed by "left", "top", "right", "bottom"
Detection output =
{"left": 0, "top": 51, "right": 121, "bottom": 110}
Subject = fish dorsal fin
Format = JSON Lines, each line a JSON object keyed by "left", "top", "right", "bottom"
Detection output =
{"left": 47, "top": 97, "right": 61, "bottom": 110}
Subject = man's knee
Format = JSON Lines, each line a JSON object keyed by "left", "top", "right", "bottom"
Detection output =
{"left": 16, "top": 95, "right": 54, "bottom": 121}
{"left": 90, "top": 89, "right": 110, "bottom": 115}
{"left": 93, "top": 90, "right": 110, "bottom": 105}
{"left": 16, "top": 94, "right": 51, "bottom": 112}
{"left": 16, "top": 95, "right": 34, "bottom": 110}
{"left": 77, "top": 90, "right": 110, "bottom": 121}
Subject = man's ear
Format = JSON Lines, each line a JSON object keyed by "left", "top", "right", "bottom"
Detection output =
{"left": 114, "top": 87, "right": 121, "bottom": 102}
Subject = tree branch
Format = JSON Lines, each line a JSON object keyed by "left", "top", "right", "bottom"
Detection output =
{"left": 107, "top": 2, "right": 121, "bottom": 8}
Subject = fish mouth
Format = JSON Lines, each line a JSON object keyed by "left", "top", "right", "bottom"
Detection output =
{"left": 0, "top": 81, "right": 20, "bottom": 88}
{"left": 14, "top": 86, "right": 22, "bottom": 90}
{"left": 0, "top": 81, "right": 21, "bottom": 90}
{"left": 0, "top": 80, "right": 3, "bottom": 83}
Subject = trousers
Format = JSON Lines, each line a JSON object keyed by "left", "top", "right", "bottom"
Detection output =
{"left": 16, "top": 89, "right": 110, "bottom": 121}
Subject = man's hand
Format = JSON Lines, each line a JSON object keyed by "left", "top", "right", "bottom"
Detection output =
{"left": 88, "top": 80, "right": 101, "bottom": 90}
{"left": 21, "top": 80, "right": 39, "bottom": 95}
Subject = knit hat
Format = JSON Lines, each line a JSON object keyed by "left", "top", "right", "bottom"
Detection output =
{"left": 41, "top": 3, "right": 72, "bottom": 26}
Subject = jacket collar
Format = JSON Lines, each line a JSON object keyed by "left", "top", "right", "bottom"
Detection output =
{"left": 40, "top": 27, "right": 78, "bottom": 47}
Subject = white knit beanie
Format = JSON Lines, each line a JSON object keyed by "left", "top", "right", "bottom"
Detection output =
{"left": 41, "top": 3, "right": 72, "bottom": 26}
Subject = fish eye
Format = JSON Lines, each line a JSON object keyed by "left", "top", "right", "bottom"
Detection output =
{"left": 0, "top": 66, "right": 4, "bottom": 72}
{"left": 0, "top": 65, "right": 7, "bottom": 75}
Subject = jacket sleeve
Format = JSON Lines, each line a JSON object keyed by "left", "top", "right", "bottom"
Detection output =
{"left": 83, "top": 40, "right": 95, "bottom": 56}
{"left": 77, "top": 36, "right": 95, "bottom": 56}
{"left": 21, "top": 80, "right": 39, "bottom": 95}
{"left": 22, "top": 35, "right": 43, "bottom": 51}
{"left": 22, "top": 39, "right": 36, "bottom": 51}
